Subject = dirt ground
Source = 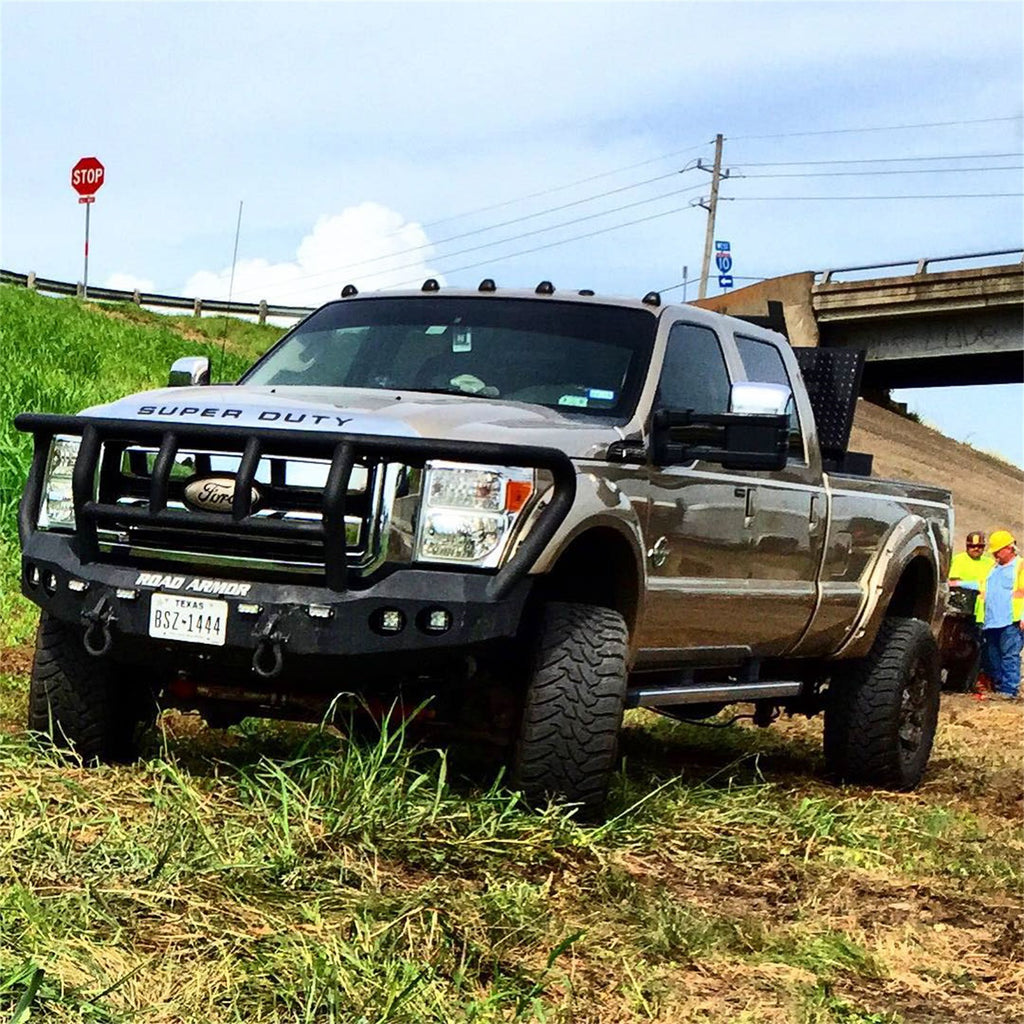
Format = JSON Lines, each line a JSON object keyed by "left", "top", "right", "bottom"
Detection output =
{"left": 850, "top": 399, "right": 1023, "bottom": 544}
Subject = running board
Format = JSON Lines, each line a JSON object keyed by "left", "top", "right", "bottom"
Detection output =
{"left": 627, "top": 680, "right": 803, "bottom": 709}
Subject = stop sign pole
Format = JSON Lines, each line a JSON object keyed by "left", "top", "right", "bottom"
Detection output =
{"left": 70, "top": 157, "right": 105, "bottom": 298}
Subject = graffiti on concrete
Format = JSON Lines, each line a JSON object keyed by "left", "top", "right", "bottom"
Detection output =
{"left": 836, "top": 308, "right": 1020, "bottom": 362}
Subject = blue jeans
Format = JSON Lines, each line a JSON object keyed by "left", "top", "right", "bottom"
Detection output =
{"left": 982, "top": 623, "right": 1023, "bottom": 696}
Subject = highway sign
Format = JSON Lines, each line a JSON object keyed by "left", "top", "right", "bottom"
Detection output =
{"left": 71, "top": 156, "right": 105, "bottom": 196}
{"left": 718, "top": 275, "right": 734, "bottom": 289}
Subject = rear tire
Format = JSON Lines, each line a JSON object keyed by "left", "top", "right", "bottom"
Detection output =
{"left": 510, "top": 602, "right": 628, "bottom": 818}
{"left": 28, "top": 613, "right": 154, "bottom": 762}
{"left": 824, "top": 617, "right": 940, "bottom": 789}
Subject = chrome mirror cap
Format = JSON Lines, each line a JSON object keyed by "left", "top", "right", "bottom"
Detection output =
{"left": 169, "top": 356, "right": 210, "bottom": 387}
{"left": 729, "top": 381, "right": 792, "bottom": 416}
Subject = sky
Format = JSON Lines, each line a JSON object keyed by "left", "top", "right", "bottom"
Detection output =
{"left": 2, "top": 0, "right": 1022, "bottom": 468}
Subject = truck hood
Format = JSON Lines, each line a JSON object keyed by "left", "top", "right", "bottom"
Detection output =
{"left": 81, "top": 385, "right": 626, "bottom": 459}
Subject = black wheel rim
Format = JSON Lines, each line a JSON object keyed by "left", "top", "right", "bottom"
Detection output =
{"left": 898, "top": 656, "right": 929, "bottom": 763}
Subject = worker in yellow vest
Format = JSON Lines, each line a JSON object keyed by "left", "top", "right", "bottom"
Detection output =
{"left": 949, "top": 531, "right": 994, "bottom": 590}
{"left": 975, "top": 530, "right": 1024, "bottom": 700}
{"left": 949, "top": 531, "right": 995, "bottom": 693}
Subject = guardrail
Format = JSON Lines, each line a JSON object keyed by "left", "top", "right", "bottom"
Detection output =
{"left": 817, "top": 248, "right": 1023, "bottom": 284}
{"left": 0, "top": 269, "right": 316, "bottom": 323}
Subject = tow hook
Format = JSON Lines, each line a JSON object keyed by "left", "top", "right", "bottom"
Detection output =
{"left": 81, "top": 596, "right": 116, "bottom": 657}
{"left": 252, "top": 613, "right": 287, "bottom": 680}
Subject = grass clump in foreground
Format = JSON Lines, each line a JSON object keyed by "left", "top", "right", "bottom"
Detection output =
{"left": 0, "top": 702, "right": 1021, "bottom": 1023}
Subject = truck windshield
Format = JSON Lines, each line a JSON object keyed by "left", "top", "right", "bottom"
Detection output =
{"left": 241, "top": 296, "right": 657, "bottom": 420}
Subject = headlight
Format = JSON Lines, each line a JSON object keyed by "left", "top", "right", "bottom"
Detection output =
{"left": 38, "top": 436, "right": 82, "bottom": 529}
{"left": 415, "top": 462, "right": 535, "bottom": 567}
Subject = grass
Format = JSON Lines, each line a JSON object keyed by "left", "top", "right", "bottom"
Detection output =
{"left": 1, "top": 286, "right": 1022, "bottom": 1020}
{"left": 0, "top": 285, "right": 283, "bottom": 646}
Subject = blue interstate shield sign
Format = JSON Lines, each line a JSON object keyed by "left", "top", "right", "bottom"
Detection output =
{"left": 715, "top": 253, "right": 733, "bottom": 273}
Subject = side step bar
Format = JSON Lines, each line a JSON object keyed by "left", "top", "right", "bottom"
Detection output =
{"left": 627, "top": 680, "right": 803, "bottom": 709}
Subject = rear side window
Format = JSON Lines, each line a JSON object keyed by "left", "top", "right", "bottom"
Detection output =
{"left": 659, "top": 323, "right": 731, "bottom": 415}
{"left": 734, "top": 334, "right": 804, "bottom": 458}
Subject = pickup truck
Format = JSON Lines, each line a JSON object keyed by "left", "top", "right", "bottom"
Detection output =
{"left": 15, "top": 282, "right": 953, "bottom": 815}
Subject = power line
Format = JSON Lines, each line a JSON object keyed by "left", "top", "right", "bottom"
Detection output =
{"left": 737, "top": 166, "right": 1023, "bottom": 180}
{"left": 732, "top": 151, "right": 1021, "bottom": 167}
{"left": 273, "top": 180, "right": 710, "bottom": 300}
{"left": 413, "top": 192, "right": 1022, "bottom": 284}
{"left": 420, "top": 140, "right": 711, "bottom": 229}
{"left": 729, "top": 192, "right": 1022, "bottom": 200}
{"left": 234, "top": 166, "right": 698, "bottom": 300}
{"left": 728, "top": 114, "right": 1023, "bottom": 141}
{"left": 393, "top": 203, "right": 708, "bottom": 288}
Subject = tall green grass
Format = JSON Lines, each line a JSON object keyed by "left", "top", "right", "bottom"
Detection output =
{"left": 0, "top": 285, "right": 283, "bottom": 641}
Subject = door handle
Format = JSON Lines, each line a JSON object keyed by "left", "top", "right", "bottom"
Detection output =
{"left": 743, "top": 486, "right": 756, "bottom": 528}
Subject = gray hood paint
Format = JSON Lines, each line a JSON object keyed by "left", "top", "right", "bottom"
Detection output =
{"left": 82, "top": 385, "right": 625, "bottom": 459}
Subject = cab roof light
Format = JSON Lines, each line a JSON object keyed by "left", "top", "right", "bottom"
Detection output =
{"left": 642, "top": 290, "right": 661, "bottom": 306}
{"left": 578, "top": 289, "right": 595, "bottom": 296}
{"left": 421, "top": 278, "right": 440, "bottom": 292}
{"left": 535, "top": 280, "right": 555, "bottom": 295}
{"left": 341, "top": 284, "right": 359, "bottom": 298}
{"left": 478, "top": 278, "right": 497, "bottom": 292}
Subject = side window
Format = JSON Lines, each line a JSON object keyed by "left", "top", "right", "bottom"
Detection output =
{"left": 659, "top": 323, "right": 731, "bottom": 414}
{"left": 734, "top": 335, "right": 804, "bottom": 458}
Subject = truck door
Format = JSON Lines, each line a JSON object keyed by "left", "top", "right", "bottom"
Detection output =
{"left": 636, "top": 323, "right": 823, "bottom": 660}
{"left": 637, "top": 321, "right": 755, "bottom": 655}
{"left": 731, "top": 333, "right": 825, "bottom": 652}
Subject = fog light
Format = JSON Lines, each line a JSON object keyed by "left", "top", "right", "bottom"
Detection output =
{"left": 237, "top": 602, "right": 262, "bottom": 616}
{"left": 68, "top": 579, "right": 89, "bottom": 593}
{"left": 372, "top": 608, "right": 406, "bottom": 635}
{"left": 44, "top": 572, "right": 58, "bottom": 594}
{"left": 420, "top": 608, "right": 451, "bottom": 634}
{"left": 115, "top": 588, "right": 138, "bottom": 601}
{"left": 28, "top": 564, "right": 40, "bottom": 587}
{"left": 308, "top": 604, "right": 333, "bottom": 620}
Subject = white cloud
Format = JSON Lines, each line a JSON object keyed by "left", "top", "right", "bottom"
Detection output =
{"left": 105, "top": 271, "right": 155, "bottom": 293}
{"left": 183, "top": 202, "right": 443, "bottom": 307}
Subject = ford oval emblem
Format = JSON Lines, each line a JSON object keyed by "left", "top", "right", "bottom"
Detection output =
{"left": 183, "top": 476, "right": 261, "bottom": 514}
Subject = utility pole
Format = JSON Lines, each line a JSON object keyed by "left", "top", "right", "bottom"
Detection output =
{"left": 698, "top": 134, "right": 725, "bottom": 299}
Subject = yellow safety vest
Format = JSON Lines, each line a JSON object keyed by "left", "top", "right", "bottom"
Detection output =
{"left": 976, "top": 556, "right": 1024, "bottom": 625}
{"left": 949, "top": 551, "right": 993, "bottom": 586}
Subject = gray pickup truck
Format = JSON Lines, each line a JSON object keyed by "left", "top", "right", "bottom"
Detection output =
{"left": 16, "top": 283, "right": 952, "bottom": 814}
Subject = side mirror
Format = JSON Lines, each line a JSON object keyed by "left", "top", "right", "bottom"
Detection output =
{"left": 729, "top": 381, "right": 792, "bottom": 417}
{"left": 652, "top": 382, "right": 792, "bottom": 471}
{"left": 169, "top": 356, "right": 210, "bottom": 387}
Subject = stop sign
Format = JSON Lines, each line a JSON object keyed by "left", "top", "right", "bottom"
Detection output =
{"left": 71, "top": 156, "right": 105, "bottom": 196}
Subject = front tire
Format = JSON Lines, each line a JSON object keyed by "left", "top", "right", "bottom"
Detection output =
{"left": 510, "top": 602, "right": 628, "bottom": 817}
{"left": 28, "top": 613, "right": 154, "bottom": 762}
{"left": 824, "top": 617, "right": 940, "bottom": 789}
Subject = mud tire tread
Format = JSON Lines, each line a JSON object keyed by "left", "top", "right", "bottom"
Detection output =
{"left": 28, "top": 613, "right": 148, "bottom": 762}
{"left": 511, "top": 602, "right": 628, "bottom": 817}
{"left": 824, "top": 617, "right": 940, "bottom": 789}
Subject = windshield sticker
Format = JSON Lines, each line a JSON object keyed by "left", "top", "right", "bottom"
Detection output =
{"left": 452, "top": 327, "right": 472, "bottom": 352}
{"left": 588, "top": 388, "right": 615, "bottom": 401}
{"left": 425, "top": 325, "right": 448, "bottom": 335}
{"left": 558, "top": 394, "right": 589, "bottom": 408}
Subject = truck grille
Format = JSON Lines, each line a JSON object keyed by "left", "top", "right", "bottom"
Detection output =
{"left": 95, "top": 444, "right": 399, "bottom": 579}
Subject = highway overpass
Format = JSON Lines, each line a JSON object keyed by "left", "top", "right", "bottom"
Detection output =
{"left": 694, "top": 250, "right": 1023, "bottom": 391}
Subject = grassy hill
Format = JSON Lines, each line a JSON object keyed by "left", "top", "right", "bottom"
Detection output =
{"left": 0, "top": 286, "right": 1021, "bottom": 1023}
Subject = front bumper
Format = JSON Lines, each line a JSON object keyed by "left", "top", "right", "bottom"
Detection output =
{"left": 21, "top": 530, "right": 533, "bottom": 663}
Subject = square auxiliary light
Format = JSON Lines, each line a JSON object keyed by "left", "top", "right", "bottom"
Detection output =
{"left": 372, "top": 608, "right": 405, "bottom": 635}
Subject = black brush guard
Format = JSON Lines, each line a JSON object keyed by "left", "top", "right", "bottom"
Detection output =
{"left": 16, "top": 413, "right": 577, "bottom": 602}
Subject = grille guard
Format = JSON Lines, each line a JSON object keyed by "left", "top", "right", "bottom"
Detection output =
{"left": 16, "top": 413, "right": 577, "bottom": 599}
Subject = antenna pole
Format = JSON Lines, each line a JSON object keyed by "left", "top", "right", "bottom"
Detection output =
{"left": 217, "top": 200, "right": 244, "bottom": 382}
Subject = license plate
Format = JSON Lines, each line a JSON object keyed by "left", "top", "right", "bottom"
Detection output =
{"left": 149, "top": 593, "right": 227, "bottom": 646}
